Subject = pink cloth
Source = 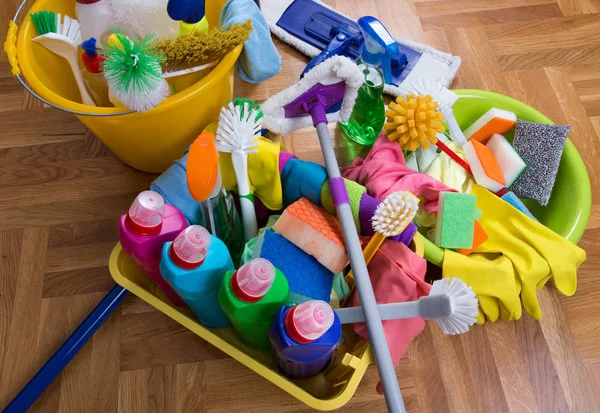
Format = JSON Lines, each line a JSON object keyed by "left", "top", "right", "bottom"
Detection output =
{"left": 342, "top": 134, "right": 455, "bottom": 213}
{"left": 351, "top": 239, "right": 431, "bottom": 367}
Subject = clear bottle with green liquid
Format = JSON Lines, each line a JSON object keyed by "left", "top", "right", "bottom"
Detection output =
{"left": 340, "top": 63, "right": 385, "bottom": 146}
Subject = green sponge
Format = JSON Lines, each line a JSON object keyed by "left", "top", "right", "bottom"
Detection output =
{"left": 434, "top": 192, "right": 477, "bottom": 249}
{"left": 320, "top": 179, "right": 366, "bottom": 230}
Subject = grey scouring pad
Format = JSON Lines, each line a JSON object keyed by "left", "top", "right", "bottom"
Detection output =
{"left": 509, "top": 120, "right": 571, "bottom": 206}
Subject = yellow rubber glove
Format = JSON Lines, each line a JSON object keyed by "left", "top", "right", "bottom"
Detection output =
{"left": 444, "top": 185, "right": 586, "bottom": 322}
{"left": 219, "top": 137, "right": 284, "bottom": 210}
{"left": 425, "top": 141, "right": 473, "bottom": 193}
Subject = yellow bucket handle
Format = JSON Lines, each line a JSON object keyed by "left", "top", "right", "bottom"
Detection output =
{"left": 3, "top": 0, "right": 134, "bottom": 117}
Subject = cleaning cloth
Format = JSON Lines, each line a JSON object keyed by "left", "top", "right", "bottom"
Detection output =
{"left": 443, "top": 184, "right": 586, "bottom": 323}
{"left": 280, "top": 157, "right": 328, "bottom": 207}
{"left": 220, "top": 0, "right": 281, "bottom": 83}
{"left": 220, "top": 137, "right": 284, "bottom": 210}
{"left": 351, "top": 240, "right": 431, "bottom": 367}
{"left": 425, "top": 141, "right": 473, "bottom": 193}
{"left": 342, "top": 133, "right": 455, "bottom": 214}
{"left": 150, "top": 151, "right": 201, "bottom": 226}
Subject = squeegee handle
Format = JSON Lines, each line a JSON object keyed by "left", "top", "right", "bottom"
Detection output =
{"left": 312, "top": 118, "right": 406, "bottom": 413}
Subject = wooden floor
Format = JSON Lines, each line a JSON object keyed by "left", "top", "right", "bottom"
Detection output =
{"left": 1, "top": 0, "right": 600, "bottom": 412}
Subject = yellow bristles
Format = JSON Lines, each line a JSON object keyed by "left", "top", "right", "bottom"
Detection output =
{"left": 384, "top": 93, "right": 446, "bottom": 151}
{"left": 155, "top": 20, "right": 252, "bottom": 73}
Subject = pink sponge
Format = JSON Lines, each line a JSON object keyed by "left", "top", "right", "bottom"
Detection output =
{"left": 273, "top": 198, "right": 348, "bottom": 274}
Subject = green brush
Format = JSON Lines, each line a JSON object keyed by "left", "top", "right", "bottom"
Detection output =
{"left": 155, "top": 20, "right": 252, "bottom": 76}
{"left": 101, "top": 30, "right": 169, "bottom": 112}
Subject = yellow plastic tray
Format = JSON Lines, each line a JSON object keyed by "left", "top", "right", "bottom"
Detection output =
{"left": 109, "top": 234, "right": 425, "bottom": 410}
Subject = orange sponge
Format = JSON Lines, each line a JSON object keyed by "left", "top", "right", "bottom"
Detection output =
{"left": 458, "top": 220, "right": 488, "bottom": 255}
{"left": 463, "top": 108, "right": 517, "bottom": 144}
{"left": 464, "top": 139, "right": 506, "bottom": 192}
{"left": 273, "top": 198, "right": 348, "bottom": 274}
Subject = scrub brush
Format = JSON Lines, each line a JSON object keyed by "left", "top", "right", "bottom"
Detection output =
{"left": 399, "top": 79, "right": 467, "bottom": 147}
{"left": 216, "top": 98, "right": 262, "bottom": 241}
{"left": 336, "top": 277, "right": 478, "bottom": 335}
{"left": 102, "top": 31, "right": 170, "bottom": 112}
{"left": 30, "top": 11, "right": 95, "bottom": 106}
{"left": 348, "top": 191, "right": 420, "bottom": 280}
{"left": 155, "top": 20, "right": 252, "bottom": 78}
{"left": 384, "top": 93, "right": 471, "bottom": 174}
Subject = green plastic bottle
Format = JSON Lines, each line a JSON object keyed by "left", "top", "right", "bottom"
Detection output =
{"left": 340, "top": 63, "right": 385, "bottom": 146}
{"left": 218, "top": 258, "right": 289, "bottom": 349}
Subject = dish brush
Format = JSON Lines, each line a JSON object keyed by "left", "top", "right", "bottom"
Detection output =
{"left": 102, "top": 31, "right": 170, "bottom": 112}
{"left": 216, "top": 98, "right": 262, "bottom": 241}
{"left": 30, "top": 11, "right": 95, "bottom": 106}
{"left": 348, "top": 191, "right": 420, "bottom": 280}
{"left": 399, "top": 78, "right": 467, "bottom": 147}
{"left": 155, "top": 20, "right": 252, "bottom": 79}
{"left": 384, "top": 93, "right": 471, "bottom": 174}
{"left": 336, "top": 277, "right": 479, "bottom": 335}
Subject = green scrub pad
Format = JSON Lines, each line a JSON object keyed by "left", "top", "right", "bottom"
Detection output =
{"left": 320, "top": 178, "right": 366, "bottom": 229}
{"left": 434, "top": 192, "right": 477, "bottom": 249}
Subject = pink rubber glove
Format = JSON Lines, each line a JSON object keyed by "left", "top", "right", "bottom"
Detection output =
{"left": 351, "top": 239, "right": 431, "bottom": 367}
{"left": 342, "top": 133, "right": 455, "bottom": 213}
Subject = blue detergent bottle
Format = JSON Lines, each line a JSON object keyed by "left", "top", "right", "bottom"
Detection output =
{"left": 269, "top": 300, "right": 342, "bottom": 379}
{"left": 160, "top": 225, "right": 234, "bottom": 328}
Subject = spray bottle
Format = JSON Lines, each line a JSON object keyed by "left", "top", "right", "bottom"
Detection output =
{"left": 269, "top": 300, "right": 342, "bottom": 378}
{"left": 218, "top": 259, "right": 289, "bottom": 349}
{"left": 160, "top": 225, "right": 234, "bottom": 328}
{"left": 119, "top": 191, "right": 188, "bottom": 306}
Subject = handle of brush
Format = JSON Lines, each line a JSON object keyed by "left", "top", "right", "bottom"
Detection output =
{"left": 314, "top": 122, "right": 406, "bottom": 413}
{"left": 435, "top": 139, "right": 472, "bottom": 174}
{"left": 336, "top": 295, "right": 453, "bottom": 324}
{"left": 3, "top": 285, "right": 128, "bottom": 413}
{"left": 441, "top": 107, "right": 467, "bottom": 147}
{"left": 66, "top": 54, "right": 96, "bottom": 106}
{"left": 232, "top": 151, "right": 258, "bottom": 241}
{"left": 346, "top": 232, "right": 385, "bottom": 281}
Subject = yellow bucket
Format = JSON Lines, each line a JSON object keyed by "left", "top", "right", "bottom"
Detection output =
{"left": 4, "top": 0, "right": 242, "bottom": 173}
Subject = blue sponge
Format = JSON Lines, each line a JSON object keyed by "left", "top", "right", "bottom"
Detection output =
{"left": 501, "top": 191, "right": 538, "bottom": 222}
{"left": 260, "top": 229, "right": 334, "bottom": 302}
{"left": 281, "top": 158, "right": 328, "bottom": 208}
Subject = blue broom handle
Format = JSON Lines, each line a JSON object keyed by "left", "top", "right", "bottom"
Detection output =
{"left": 3, "top": 285, "right": 129, "bottom": 413}
{"left": 314, "top": 122, "right": 406, "bottom": 413}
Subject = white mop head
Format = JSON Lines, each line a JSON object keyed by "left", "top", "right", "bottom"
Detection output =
{"left": 261, "top": 0, "right": 461, "bottom": 97}
{"left": 261, "top": 55, "right": 364, "bottom": 135}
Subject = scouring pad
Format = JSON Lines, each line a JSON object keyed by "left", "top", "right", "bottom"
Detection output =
{"left": 509, "top": 120, "right": 570, "bottom": 206}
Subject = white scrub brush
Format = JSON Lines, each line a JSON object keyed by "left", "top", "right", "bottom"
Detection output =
{"left": 336, "top": 277, "right": 479, "bottom": 335}
{"left": 30, "top": 11, "right": 95, "bottom": 106}
{"left": 348, "top": 190, "right": 420, "bottom": 280}
{"left": 216, "top": 98, "right": 262, "bottom": 241}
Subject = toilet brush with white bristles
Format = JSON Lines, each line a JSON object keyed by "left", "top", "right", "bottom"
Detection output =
{"left": 336, "top": 277, "right": 479, "bottom": 335}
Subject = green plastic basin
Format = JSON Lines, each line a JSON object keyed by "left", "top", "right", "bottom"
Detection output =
{"left": 423, "top": 89, "right": 592, "bottom": 267}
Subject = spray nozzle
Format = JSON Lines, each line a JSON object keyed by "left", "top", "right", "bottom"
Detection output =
{"left": 357, "top": 16, "right": 407, "bottom": 85}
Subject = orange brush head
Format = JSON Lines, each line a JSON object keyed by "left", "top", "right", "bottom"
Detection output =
{"left": 384, "top": 94, "right": 445, "bottom": 151}
{"left": 186, "top": 132, "right": 219, "bottom": 202}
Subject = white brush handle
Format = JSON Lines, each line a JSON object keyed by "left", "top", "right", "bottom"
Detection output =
{"left": 336, "top": 295, "right": 453, "bottom": 324}
{"left": 442, "top": 107, "right": 466, "bottom": 147}
{"left": 232, "top": 151, "right": 258, "bottom": 241}
{"left": 66, "top": 53, "right": 95, "bottom": 106}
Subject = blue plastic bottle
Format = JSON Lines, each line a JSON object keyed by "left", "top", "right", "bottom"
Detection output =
{"left": 269, "top": 300, "right": 342, "bottom": 379}
{"left": 160, "top": 225, "right": 234, "bottom": 328}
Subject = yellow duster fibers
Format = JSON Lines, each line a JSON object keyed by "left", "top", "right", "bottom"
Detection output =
{"left": 384, "top": 94, "right": 445, "bottom": 151}
{"left": 155, "top": 20, "right": 252, "bottom": 72}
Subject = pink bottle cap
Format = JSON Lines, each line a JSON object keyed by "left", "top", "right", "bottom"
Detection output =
{"left": 126, "top": 191, "right": 165, "bottom": 235}
{"left": 169, "top": 225, "right": 211, "bottom": 270}
{"left": 231, "top": 258, "right": 275, "bottom": 303}
{"left": 285, "top": 300, "right": 335, "bottom": 344}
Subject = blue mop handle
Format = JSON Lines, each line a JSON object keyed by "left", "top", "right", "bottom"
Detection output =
{"left": 301, "top": 32, "right": 355, "bottom": 77}
{"left": 3, "top": 285, "right": 129, "bottom": 413}
{"left": 310, "top": 111, "right": 406, "bottom": 412}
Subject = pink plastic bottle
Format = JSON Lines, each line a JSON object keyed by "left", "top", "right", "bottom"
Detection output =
{"left": 119, "top": 191, "right": 188, "bottom": 306}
